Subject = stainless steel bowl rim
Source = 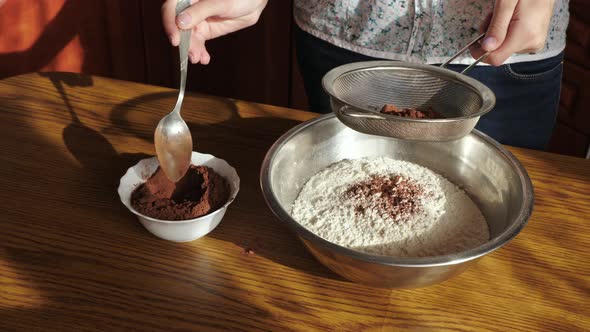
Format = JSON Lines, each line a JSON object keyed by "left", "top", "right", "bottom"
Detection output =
{"left": 322, "top": 61, "right": 497, "bottom": 123}
{"left": 260, "top": 113, "right": 534, "bottom": 267}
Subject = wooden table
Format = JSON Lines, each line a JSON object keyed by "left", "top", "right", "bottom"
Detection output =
{"left": 0, "top": 73, "right": 588, "bottom": 332}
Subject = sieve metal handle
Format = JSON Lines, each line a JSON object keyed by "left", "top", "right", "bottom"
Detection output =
{"left": 440, "top": 33, "right": 491, "bottom": 74}
{"left": 339, "top": 105, "right": 388, "bottom": 120}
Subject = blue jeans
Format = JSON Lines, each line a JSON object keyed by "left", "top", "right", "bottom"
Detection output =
{"left": 295, "top": 27, "right": 564, "bottom": 150}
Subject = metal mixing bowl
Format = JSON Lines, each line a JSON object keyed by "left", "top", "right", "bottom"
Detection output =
{"left": 260, "top": 114, "right": 534, "bottom": 288}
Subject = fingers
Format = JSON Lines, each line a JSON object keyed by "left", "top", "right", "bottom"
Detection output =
{"left": 469, "top": 44, "right": 488, "bottom": 63}
{"left": 485, "top": 21, "right": 545, "bottom": 66}
{"left": 468, "top": 13, "right": 492, "bottom": 61}
{"left": 188, "top": 47, "right": 210, "bottom": 65}
{"left": 162, "top": 0, "right": 180, "bottom": 46}
{"left": 200, "top": 48, "right": 211, "bottom": 65}
{"left": 478, "top": 0, "right": 554, "bottom": 66}
{"left": 163, "top": 0, "right": 213, "bottom": 64}
{"left": 188, "top": 29, "right": 208, "bottom": 64}
{"left": 176, "top": 0, "right": 229, "bottom": 30}
{"left": 482, "top": 0, "right": 518, "bottom": 52}
{"left": 479, "top": 13, "right": 493, "bottom": 34}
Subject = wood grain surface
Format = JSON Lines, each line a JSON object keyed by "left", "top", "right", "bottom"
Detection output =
{"left": 0, "top": 73, "right": 588, "bottom": 332}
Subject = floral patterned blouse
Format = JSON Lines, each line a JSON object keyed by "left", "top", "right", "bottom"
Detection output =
{"left": 294, "top": 0, "right": 569, "bottom": 65}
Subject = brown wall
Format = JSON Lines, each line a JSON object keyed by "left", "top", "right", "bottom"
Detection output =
{"left": 0, "top": 0, "right": 588, "bottom": 158}
{"left": 547, "top": 0, "right": 590, "bottom": 158}
{"left": 0, "top": 0, "right": 305, "bottom": 108}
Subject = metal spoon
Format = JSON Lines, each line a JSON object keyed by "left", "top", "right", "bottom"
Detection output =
{"left": 154, "top": 0, "right": 193, "bottom": 182}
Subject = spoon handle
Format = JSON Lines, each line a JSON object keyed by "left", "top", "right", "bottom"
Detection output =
{"left": 174, "top": 0, "right": 192, "bottom": 114}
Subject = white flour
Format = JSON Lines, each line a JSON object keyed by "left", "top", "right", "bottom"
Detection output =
{"left": 291, "top": 157, "right": 489, "bottom": 257}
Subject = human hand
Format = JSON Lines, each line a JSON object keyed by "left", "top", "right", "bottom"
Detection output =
{"left": 471, "top": 0, "right": 556, "bottom": 66}
{"left": 162, "top": 0, "right": 268, "bottom": 64}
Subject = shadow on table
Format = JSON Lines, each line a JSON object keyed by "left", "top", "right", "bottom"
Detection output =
{"left": 107, "top": 91, "right": 345, "bottom": 282}
{"left": 0, "top": 73, "right": 358, "bottom": 331}
{"left": 40, "top": 72, "right": 152, "bottom": 207}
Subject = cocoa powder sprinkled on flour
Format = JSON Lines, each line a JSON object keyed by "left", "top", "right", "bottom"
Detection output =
{"left": 345, "top": 175, "right": 424, "bottom": 221}
{"left": 291, "top": 157, "right": 490, "bottom": 257}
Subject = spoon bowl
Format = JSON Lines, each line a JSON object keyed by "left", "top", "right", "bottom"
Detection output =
{"left": 154, "top": 111, "right": 192, "bottom": 182}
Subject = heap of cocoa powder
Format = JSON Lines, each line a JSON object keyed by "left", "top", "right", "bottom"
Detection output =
{"left": 131, "top": 165, "right": 230, "bottom": 221}
{"left": 344, "top": 175, "right": 425, "bottom": 221}
{"left": 380, "top": 103, "right": 444, "bottom": 119}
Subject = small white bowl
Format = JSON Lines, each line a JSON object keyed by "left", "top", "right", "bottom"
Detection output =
{"left": 117, "top": 152, "right": 240, "bottom": 242}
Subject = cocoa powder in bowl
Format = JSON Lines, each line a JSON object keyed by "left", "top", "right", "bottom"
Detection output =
{"left": 130, "top": 165, "right": 230, "bottom": 221}
{"left": 380, "top": 103, "right": 444, "bottom": 119}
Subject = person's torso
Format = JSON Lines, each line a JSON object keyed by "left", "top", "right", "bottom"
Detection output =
{"left": 294, "top": 0, "right": 569, "bottom": 64}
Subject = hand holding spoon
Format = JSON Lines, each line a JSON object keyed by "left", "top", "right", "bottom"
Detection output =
{"left": 154, "top": 0, "right": 193, "bottom": 182}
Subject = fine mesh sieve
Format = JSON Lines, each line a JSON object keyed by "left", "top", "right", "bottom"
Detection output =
{"left": 322, "top": 35, "right": 496, "bottom": 141}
